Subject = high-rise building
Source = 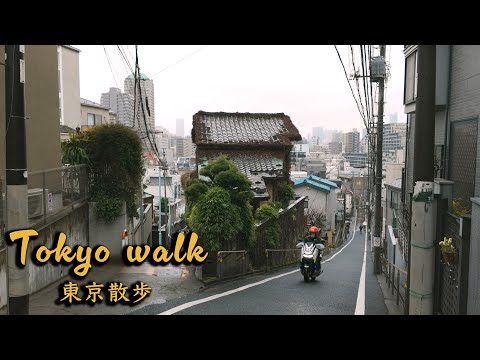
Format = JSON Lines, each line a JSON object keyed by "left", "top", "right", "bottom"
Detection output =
{"left": 124, "top": 73, "right": 155, "bottom": 139}
{"left": 312, "top": 126, "right": 323, "bottom": 139}
{"left": 331, "top": 130, "right": 344, "bottom": 143}
{"left": 383, "top": 123, "right": 407, "bottom": 153}
{"left": 176, "top": 118, "right": 184, "bottom": 137}
{"left": 328, "top": 141, "right": 343, "bottom": 155}
{"left": 100, "top": 87, "right": 134, "bottom": 127}
{"left": 345, "top": 129, "right": 360, "bottom": 153}
{"left": 176, "top": 137, "right": 193, "bottom": 158}
{"left": 360, "top": 127, "right": 368, "bottom": 153}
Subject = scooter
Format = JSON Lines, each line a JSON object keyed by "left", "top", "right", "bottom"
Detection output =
{"left": 296, "top": 237, "right": 325, "bottom": 282}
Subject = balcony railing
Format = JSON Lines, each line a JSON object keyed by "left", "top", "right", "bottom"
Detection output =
{"left": 27, "top": 164, "right": 88, "bottom": 228}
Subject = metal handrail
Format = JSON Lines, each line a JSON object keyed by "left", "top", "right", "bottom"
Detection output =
{"left": 382, "top": 256, "right": 408, "bottom": 312}
{"left": 29, "top": 164, "right": 86, "bottom": 176}
{"left": 216, "top": 250, "right": 248, "bottom": 279}
{"left": 389, "top": 261, "right": 407, "bottom": 276}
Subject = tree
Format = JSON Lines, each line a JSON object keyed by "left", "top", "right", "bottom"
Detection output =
{"left": 199, "top": 154, "right": 235, "bottom": 181}
{"left": 185, "top": 179, "right": 209, "bottom": 205}
{"left": 305, "top": 208, "right": 327, "bottom": 232}
{"left": 255, "top": 202, "right": 281, "bottom": 248}
{"left": 186, "top": 154, "right": 256, "bottom": 249}
{"left": 61, "top": 131, "right": 89, "bottom": 165}
{"left": 188, "top": 187, "right": 242, "bottom": 251}
{"left": 276, "top": 181, "right": 295, "bottom": 209}
{"left": 213, "top": 169, "right": 253, "bottom": 204}
{"left": 61, "top": 131, "right": 90, "bottom": 203}
{"left": 74, "top": 124, "right": 144, "bottom": 222}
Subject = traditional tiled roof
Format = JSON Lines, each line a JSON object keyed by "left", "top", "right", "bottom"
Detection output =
{"left": 198, "top": 154, "right": 284, "bottom": 197}
{"left": 192, "top": 111, "right": 301, "bottom": 146}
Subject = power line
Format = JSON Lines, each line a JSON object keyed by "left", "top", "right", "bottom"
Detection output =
{"left": 103, "top": 45, "right": 120, "bottom": 89}
{"left": 350, "top": 45, "right": 367, "bottom": 122}
{"left": 134, "top": 46, "right": 166, "bottom": 166}
{"left": 334, "top": 45, "right": 374, "bottom": 150}
{"left": 360, "top": 45, "right": 371, "bottom": 123}
{"left": 149, "top": 45, "right": 208, "bottom": 78}
{"left": 117, "top": 45, "right": 134, "bottom": 76}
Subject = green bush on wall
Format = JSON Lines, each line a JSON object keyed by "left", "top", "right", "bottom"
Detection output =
{"left": 61, "top": 124, "right": 144, "bottom": 223}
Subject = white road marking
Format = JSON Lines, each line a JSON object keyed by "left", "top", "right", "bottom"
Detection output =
{"left": 159, "top": 212, "right": 362, "bottom": 315}
{"left": 158, "top": 268, "right": 299, "bottom": 315}
{"left": 354, "top": 223, "right": 368, "bottom": 315}
{"left": 321, "top": 212, "right": 357, "bottom": 264}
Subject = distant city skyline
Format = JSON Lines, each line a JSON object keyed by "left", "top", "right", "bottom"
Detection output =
{"left": 75, "top": 45, "right": 406, "bottom": 137}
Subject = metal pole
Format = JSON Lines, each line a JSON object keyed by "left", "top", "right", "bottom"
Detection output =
{"left": 394, "top": 244, "right": 396, "bottom": 265}
{"left": 408, "top": 45, "right": 436, "bottom": 315}
{"left": 164, "top": 167, "right": 169, "bottom": 244}
{"left": 373, "top": 45, "right": 386, "bottom": 274}
{"left": 140, "top": 185, "right": 144, "bottom": 244}
{"left": 5, "top": 45, "right": 29, "bottom": 314}
{"left": 158, "top": 165, "right": 162, "bottom": 246}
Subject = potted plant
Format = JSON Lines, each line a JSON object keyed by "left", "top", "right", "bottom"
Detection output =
{"left": 439, "top": 237, "right": 457, "bottom": 265}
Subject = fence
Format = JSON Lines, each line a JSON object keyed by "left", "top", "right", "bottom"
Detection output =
{"left": 204, "top": 196, "right": 307, "bottom": 280}
{"left": 265, "top": 249, "right": 301, "bottom": 271}
{"left": 381, "top": 256, "right": 408, "bottom": 313}
{"left": 250, "top": 196, "right": 306, "bottom": 269}
{"left": 27, "top": 164, "right": 88, "bottom": 228}
{"left": 217, "top": 251, "right": 248, "bottom": 280}
{"left": 435, "top": 210, "right": 471, "bottom": 315}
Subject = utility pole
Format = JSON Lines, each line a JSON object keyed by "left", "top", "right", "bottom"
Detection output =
{"left": 163, "top": 164, "right": 169, "bottom": 244}
{"left": 5, "top": 45, "right": 29, "bottom": 314}
{"left": 408, "top": 45, "right": 436, "bottom": 315}
{"left": 373, "top": 45, "right": 386, "bottom": 274}
{"left": 140, "top": 184, "right": 144, "bottom": 244}
{"left": 158, "top": 164, "right": 162, "bottom": 246}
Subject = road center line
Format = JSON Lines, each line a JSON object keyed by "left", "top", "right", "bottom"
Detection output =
{"left": 354, "top": 223, "right": 367, "bottom": 315}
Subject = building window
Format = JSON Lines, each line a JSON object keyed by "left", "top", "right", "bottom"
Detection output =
{"left": 87, "top": 113, "right": 102, "bottom": 126}
{"left": 405, "top": 51, "right": 418, "bottom": 103}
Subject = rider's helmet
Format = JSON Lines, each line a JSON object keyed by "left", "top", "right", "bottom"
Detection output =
{"left": 309, "top": 226, "right": 319, "bottom": 234}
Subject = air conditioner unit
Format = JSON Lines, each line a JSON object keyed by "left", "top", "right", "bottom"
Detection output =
{"left": 28, "top": 188, "right": 45, "bottom": 219}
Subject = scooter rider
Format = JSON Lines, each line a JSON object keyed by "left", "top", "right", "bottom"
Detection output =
{"left": 305, "top": 226, "right": 323, "bottom": 265}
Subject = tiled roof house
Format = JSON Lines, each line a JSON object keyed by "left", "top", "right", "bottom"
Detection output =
{"left": 192, "top": 111, "right": 301, "bottom": 204}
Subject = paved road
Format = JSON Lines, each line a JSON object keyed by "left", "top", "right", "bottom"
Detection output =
{"left": 129, "top": 224, "right": 388, "bottom": 315}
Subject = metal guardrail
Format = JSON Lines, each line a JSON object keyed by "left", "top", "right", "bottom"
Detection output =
{"left": 27, "top": 164, "right": 88, "bottom": 229}
{"left": 217, "top": 250, "right": 247, "bottom": 280}
{"left": 382, "top": 256, "right": 408, "bottom": 313}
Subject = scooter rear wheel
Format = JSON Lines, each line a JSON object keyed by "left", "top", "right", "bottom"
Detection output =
{"left": 304, "top": 273, "right": 310, "bottom": 282}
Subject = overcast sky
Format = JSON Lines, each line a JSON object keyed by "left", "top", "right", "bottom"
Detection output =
{"left": 74, "top": 45, "right": 406, "bottom": 138}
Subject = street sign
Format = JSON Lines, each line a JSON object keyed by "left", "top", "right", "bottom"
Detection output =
{"left": 373, "top": 236, "right": 381, "bottom": 247}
